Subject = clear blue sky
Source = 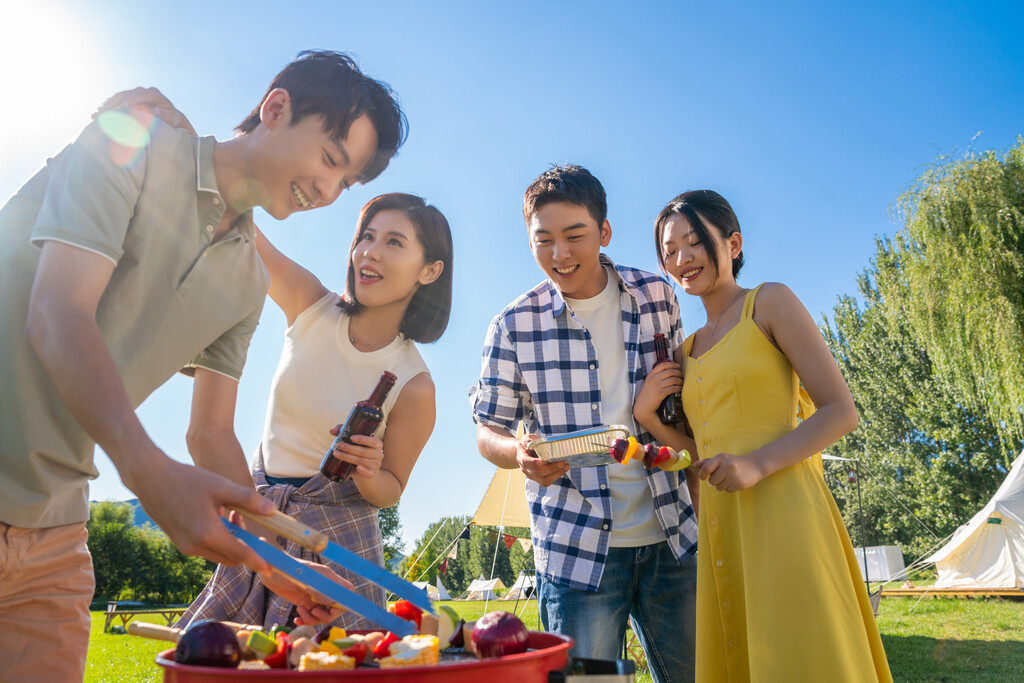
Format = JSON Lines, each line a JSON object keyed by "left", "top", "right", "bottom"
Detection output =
{"left": 2, "top": 0, "right": 1022, "bottom": 553}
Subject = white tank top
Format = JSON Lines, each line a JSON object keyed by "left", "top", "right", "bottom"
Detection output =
{"left": 261, "top": 292, "right": 429, "bottom": 479}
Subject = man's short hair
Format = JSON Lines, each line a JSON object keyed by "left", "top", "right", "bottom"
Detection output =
{"left": 237, "top": 50, "right": 408, "bottom": 183}
{"left": 522, "top": 164, "right": 608, "bottom": 226}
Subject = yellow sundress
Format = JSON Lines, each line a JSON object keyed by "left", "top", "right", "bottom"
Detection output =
{"left": 682, "top": 285, "right": 892, "bottom": 682}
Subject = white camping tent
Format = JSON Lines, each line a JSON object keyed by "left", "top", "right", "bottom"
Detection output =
{"left": 925, "top": 449, "right": 1024, "bottom": 588}
{"left": 464, "top": 577, "right": 506, "bottom": 600}
{"left": 505, "top": 572, "right": 536, "bottom": 600}
{"left": 412, "top": 578, "right": 453, "bottom": 601}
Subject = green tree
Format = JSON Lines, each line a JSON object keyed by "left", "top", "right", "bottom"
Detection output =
{"left": 86, "top": 501, "right": 142, "bottom": 600}
{"left": 885, "top": 138, "right": 1024, "bottom": 461}
{"left": 379, "top": 503, "right": 404, "bottom": 569}
{"left": 823, "top": 249, "right": 1007, "bottom": 561}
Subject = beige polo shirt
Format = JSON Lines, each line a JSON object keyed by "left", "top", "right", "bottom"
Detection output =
{"left": 0, "top": 111, "right": 269, "bottom": 528}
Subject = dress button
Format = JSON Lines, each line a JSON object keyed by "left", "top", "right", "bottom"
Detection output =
{"left": 698, "top": 359, "right": 704, "bottom": 365}
{"left": 701, "top": 422, "right": 707, "bottom": 427}
{"left": 704, "top": 444, "right": 709, "bottom": 450}
{"left": 697, "top": 377, "right": 703, "bottom": 382}
{"left": 722, "top": 601, "right": 728, "bottom": 608}
{"left": 710, "top": 519, "right": 718, "bottom": 526}
{"left": 728, "top": 641, "right": 734, "bottom": 648}
{"left": 205, "top": 225, "right": 214, "bottom": 233}
{"left": 699, "top": 400, "right": 705, "bottom": 405}
{"left": 716, "top": 560, "right": 723, "bottom": 567}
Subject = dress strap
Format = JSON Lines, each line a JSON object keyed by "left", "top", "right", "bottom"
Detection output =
{"left": 740, "top": 284, "right": 764, "bottom": 320}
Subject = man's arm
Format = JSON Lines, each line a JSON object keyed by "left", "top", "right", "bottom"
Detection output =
{"left": 25, "top": 241, "right": 276, "bottom": 569}
{"left": 476, "top": 422, "right": 569, "bottom": 486}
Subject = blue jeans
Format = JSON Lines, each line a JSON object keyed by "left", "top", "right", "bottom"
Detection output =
{"left": 538, "top": 542, "right": 696, "bottom": 683}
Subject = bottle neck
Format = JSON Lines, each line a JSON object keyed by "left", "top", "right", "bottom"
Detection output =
{"left": 653, "top": 334, "right": 670, "bottom": 363}
{"left": 367, "top": 371, "right": 397, "bottom": 407}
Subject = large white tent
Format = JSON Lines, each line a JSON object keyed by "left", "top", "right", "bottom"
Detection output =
{"left": 412, "top": 577, "right": 452, "bottom": 601}
{"left": 472, "top": 465, "right": 531, "bottom": 528}
{"left": 925, "top": 449, "right": 1024, "bottom": 589}
{"left": 463, "top": 577, "right": 506, "bottom": 600}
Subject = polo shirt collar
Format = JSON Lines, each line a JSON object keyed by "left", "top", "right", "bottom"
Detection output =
{"left": 548, "top": 253, "right": 637, "bottom": 319}
{"left": 195, "top": 136, "right": 255, "bottom": 242}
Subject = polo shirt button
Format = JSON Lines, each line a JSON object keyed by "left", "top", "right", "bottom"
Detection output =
{"left": 205, "top": 225, "right": 214, "bottom": 233}
{"left": 212, "top": 197, "right": 220, "bottom": 206}
{"left": 602, "top": 524, "right": 609, "bottom": 530}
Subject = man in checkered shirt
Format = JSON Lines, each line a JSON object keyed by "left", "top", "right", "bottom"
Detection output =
{"left": 470, "top": 165, "right": 699, "bottom": 682}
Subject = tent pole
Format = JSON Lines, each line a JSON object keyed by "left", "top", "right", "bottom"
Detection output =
{"left": 855, "top": 459, "right": 870, "bottom": 592}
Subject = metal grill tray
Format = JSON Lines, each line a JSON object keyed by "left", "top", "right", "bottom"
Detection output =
{"left": 529, "top": 425, "right": 631, "bottom": 468}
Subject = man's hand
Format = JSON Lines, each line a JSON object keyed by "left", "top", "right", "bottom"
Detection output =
{"left": 129, "top": 457, "right": 276, "bottom": 571}
{"left": 326, "top": 430, "right": 384, "bottom": 480}
{"left": 93, "top": 86, "right": 197, "bottom": 135}
{"left": 515, "top": 434, "right": 569, "bottom": 486}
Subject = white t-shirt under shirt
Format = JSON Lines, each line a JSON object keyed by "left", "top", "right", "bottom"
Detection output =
{"left": 563, "top": 267, "right": 664, "bottom": 548}
{"left": 261, "top": 292, "right": 429, "bottom": 479}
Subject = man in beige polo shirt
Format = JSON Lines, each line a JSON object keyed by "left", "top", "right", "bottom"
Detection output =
{"left": 0, "top": 50, "right": 407, "bottom": 681}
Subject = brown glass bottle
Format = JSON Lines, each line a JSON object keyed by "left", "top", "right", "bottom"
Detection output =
{"left": 654, "top": 333, "right": 685, "bottom": 424}
{"left": 320, "top": 371, "right": 397, "bottom": 482}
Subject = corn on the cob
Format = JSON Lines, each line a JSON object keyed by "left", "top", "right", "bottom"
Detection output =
{"left": 298, "top": 651, "right": 356, "bottom": 671}
{"left": 378, "top": 634, "right": 440, "bottom": 668}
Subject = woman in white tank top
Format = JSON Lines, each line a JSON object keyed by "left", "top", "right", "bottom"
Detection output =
{"left": 179, "top": 193, "right": 454, "bottom": 631}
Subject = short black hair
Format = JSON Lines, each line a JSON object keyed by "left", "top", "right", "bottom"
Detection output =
{"left": 522, "top": 164, "right": 608, "bottom": 226}
{"left": 237, "top": 50, "right": 408, "bottom": 183}
{"left": 655, "top": 190, "right": 744, "bottom": 279}
{"left": 339, "top": 193, "right": 454, "bottom": 343}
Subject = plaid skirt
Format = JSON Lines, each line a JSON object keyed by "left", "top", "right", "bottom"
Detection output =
{"left": 176, "top": 445, "right": 385, "bottom": 631}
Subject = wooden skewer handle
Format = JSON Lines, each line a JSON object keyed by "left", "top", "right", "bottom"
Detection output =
{"left": 127, "top": 621, "right": 184, "bottom": 643}
{"left": 227, "top": 506, "right": 328, "bottom": 553}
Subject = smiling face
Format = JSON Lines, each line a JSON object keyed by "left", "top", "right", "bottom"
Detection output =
{"left": 350, "top": 208, "right": 443, "bottom": 311}
{"left": 660, "top": 212, "right": 742, "bottom": 297}
{"left": 528, "top": 201, "right": 612, "bottom": 299}
{"left": 255, "top": 90, "right": 379, "bottom": 220}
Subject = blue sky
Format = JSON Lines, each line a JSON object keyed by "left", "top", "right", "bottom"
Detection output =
{"left": 2, "top": 0, "right": 1022, "bottom": 552}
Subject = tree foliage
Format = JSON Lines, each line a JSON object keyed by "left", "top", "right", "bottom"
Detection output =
{"left": 821, "top": 139, "right": 1024, "bottom": 563}
{"left": 86, "top": 501, "right": 212, "bottom": 604}
{"left": 888, "top": 138, "right": 1024, "bottom": 460}
{"left": 378, "top": 503, "right": 404, "bottom": 569}
{"left": 400, "top": 515, "right": 533, "bottom": 594}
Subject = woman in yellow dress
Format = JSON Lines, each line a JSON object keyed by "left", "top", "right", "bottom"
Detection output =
{"left": 633, "top": 190, "right": 892, "bottom": 682}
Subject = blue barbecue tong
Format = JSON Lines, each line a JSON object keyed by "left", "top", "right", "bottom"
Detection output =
{"left": 224, "top": 508, "right": 433, "bottom": 637}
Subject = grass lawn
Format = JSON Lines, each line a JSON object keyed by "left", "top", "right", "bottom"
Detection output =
{"left": 85, "top": 596, "right": 1024, "bottom": 682}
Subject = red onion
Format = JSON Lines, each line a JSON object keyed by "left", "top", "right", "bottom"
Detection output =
{"left": 471, "top": 611, "right": 529, "bottom": 658}
{"left": 175, "top": 619, "right": 241, "bottom": 667}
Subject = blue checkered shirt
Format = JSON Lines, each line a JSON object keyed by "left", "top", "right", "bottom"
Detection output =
{"left": 470, "top": 255, "right": 698, "bottom": 591}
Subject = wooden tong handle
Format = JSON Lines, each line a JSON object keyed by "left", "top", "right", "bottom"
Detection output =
{"left": 127, "top": 621, "right": 184, "bottom": 643}
{"left": 227, "top": 506, "right": 328, "bottom": 553}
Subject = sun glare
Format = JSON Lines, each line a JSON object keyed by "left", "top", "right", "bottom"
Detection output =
{"left": 0, "top": 1, "right": 111, "bottom": 163}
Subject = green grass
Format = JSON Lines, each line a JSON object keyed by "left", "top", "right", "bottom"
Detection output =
{"left": 86, "top": 597, "right": 1024, "bottom": 682}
